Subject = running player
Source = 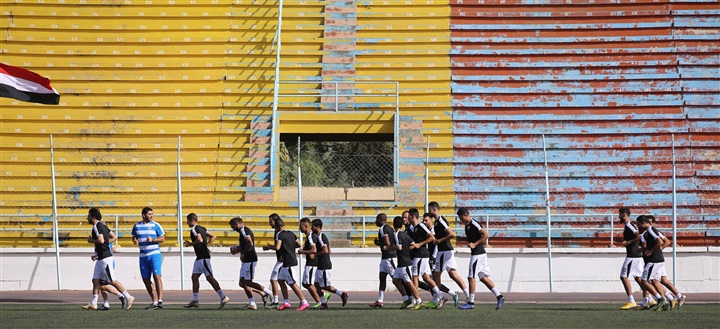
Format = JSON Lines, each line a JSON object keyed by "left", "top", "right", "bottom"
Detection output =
{"left": 407, "top": 208, "right": 443, "bottom": 309}
{"left": 456, "top": 208, "right": 505, "bottom": 310}
{"left": 370, "top": 213, "right": 395, "bottom": 308}
{"left": 82, "top": 207, "right": 135, "bottom": 311}
{"left": 229, "top": 216, "right": 273, "bottom": 310}
{"left": 428, "top": 202, "right": 470, "bottom": 305}
{"left": 131, "top": 207, "right": 165, "bottom": 310}
{"left": 262, "top": 213, "right": 283, "bottom": 307}
{"left": 297, "top": 217, "right": 323, "bottom": 308}
{"left": 388, "top": 215, "right": 420, "bottom": 309}
{"left": 182, "top": 213, "right": 230, "bottom": 309}
{"left": 617, "top": 207, "right": 644, "bottom": 310}
{"left": 273, "top": 218, "right": 310, "bottom": 311}
{"left": 312, "top": 219, "right": 349, "bottom": 309}
{"left": 646, "top": 215, "right": 686, "bottom": 309}
{"left": 637, "top": 216, "right": 671, "bottom": 311}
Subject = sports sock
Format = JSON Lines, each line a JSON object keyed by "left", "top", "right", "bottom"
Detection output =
{"left": 448, "top": 290, "right": 457, "bottom": 297}
{"left": 335, "top": 290, "right": 344, "bottom": 296}
{"left": 410, "top": 296, "right": 416, "bottom": 303}
{"left": 462, "top": 288, "right": 470, "bottom": 299}
{"left": 264, "top": 288, "right": 273, "bottom": 296}
{"left": 192, "top": 293, "right": 199, "bottom": 301}
{"left": 158, "top": 299, "right": 163, "bottom": 304}
{"left": 469, "top": 294, "right": 476, "bottom": 303}
{"left": 641, "top": 297, "right": 649, "bottom": 306}
{"left": 676, "top": 293, "right": 684, "bottom": 299}
{"left": 431, "top": 286, "right": 441, "bottom": 300}
{"left": 654, "top": 293, "right": 662, "bottom": 300}
{"left": 628, "top": 295, "right": 635, "bottom": 304}
{"left": 377, "top": 290, "right": 384, "bottom": 302}
{"left": 301, "top": 299, "right": 308, "bottom": 305}
{"left": 91, "top": 294, "right": 98, "bottom": 305}
{"left": 402, "top": 295, "right": 409, "bottom": 301}
{"left": 217, "top": 289, "right": 226, "bottom": 299}
{"left": 273, "top": 295, "right": 279, "bottom": 303}
{"left": 665, "top": 292, "right": 674, "bottom": 301}
{"left": 491, "top": 287, "right": 501, "bottom": 298}
{"left": 103, "top": 301, "right": 110, "bottom": 307}
{"left": 152, "top": 301, "right": 158, "bottom": 306}
{"left": 122, "top": 291, "right": 132, "bottom": 299}
{"left": 415, "top": 298, "right": 422, "bottom": 305}
{"left": 284, "top": 299, "right": 290, "bottom": 304}
{"left": 249, "top": 297, "right": 255, "bottom": 304}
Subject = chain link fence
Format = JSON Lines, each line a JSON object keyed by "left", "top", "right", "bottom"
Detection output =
{"left": 280, "top": 141, "right": 394, "bottom": 188}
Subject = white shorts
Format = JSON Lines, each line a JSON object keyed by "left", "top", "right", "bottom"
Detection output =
{"left": 392, "top": 266, "right": 412, "bottom": 283}
{"left": 468, "top": 254, "right": 492, "bottom": 279}
{"left": 93, "top": 257, "right": 115, "bottom": 282}
{"left": 192, "top": 258, "right": 214, "bottom": 276}
{"left": 315, "top": 269, "right": 332, "bottom": 287}
{"left": 302, "top": 266, "right": 317, "bottom": 286}
{"left": 411, "top": 258, "right": 432, "bottom": 277}
{"left": 379, "top": 259, "right": 395, "bottom": 275}
{"left": 270, "top": 261, "right": 283, "bottom": 281}
{"left": 433, "top": 250, "right": 458, "bottom": 272}
{"left": 278, "top": 266, "right": 297, "bottom": 285}
{"left": 620, "top": 257, "right": 643, "bottom": 279}
{"left": 642, "top": 262, "right": 666, "bottom": 281}
{"left": 240, "top": 261, "right": 257, "bottom": 280}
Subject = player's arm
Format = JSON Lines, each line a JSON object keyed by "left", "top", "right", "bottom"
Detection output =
{"left": 108, "top": 231, "right": 118, "bottom": 244}
{"left": 316, "top": 244, "right": 329, "bottom": 256}
{"left": 436, "top": 227, "right": 456, "bottom": 244}
{"left": 274, "top": 237, "right": 282, "bottom": 251}
{"left": 87, "top": 233, "right": 105, "bottom": 244}
{"left": 622, "top": 230, "right": 641, "bottom": 247}
{"left": 419, "top": 232, "right": 435, "bottom": 247}
{"left": 206, "top": 231, "right": 217, "bottom": 245}
{"left": 131, "top": 225, "right": 139, "bottom": 245}
{"left": 468, "top": 228, "right": 488, "bottom": 249}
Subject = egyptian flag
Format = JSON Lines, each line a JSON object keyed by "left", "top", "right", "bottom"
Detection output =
{"left": 0, "top": 63, "right": 60, "bottom": 105}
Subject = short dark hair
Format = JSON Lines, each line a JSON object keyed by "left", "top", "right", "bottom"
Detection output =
{"left": 619, "top": 207, "right": 631, "bottom": 216}
{"left": 423, "top": 212, "right": 435, "bottom": 219}
{"left": 229, "top": 217, "right": 243, "bottom": 226}
{"left": 269, "top": 213, "right": 280, "bottom": 222}
{"left": 402, "top": 210, "right": 409, "bottom": 216}
{"left": 408, "top": 208, "right": 420, "bottom": 220}
{"left": 312, "top": 218, "right": 323, "bottom": 228}
{"left": 142, "top": 207, "right": 153, "bottom": 216}
{"left": 457, "top": 208, "right": 469, "bottom": 217}
{"left": 275, "top": 217, "right": 285, "bottom": 228}
{"left": 636, "top": 215, "right": 649, "bottom": 223}
{"left": 393, "top": 216, "right": 404, "bottom": 229}
{"left": 187, "top": 213, "right": 198, "bottom": 222}
{"left": 376, "top": 213, "right": 387, "bottom": 223}
{"left": 88, "top": 208, "right": 102, "bottom": 221}
{"left": 647, "top": 215, "right": 656, "bottom": 223}
{"left": 428, "top": 201, "right": 440, "bottom": 210}
{"left": 300, "top": 217, "right": 311, "bottom": 225}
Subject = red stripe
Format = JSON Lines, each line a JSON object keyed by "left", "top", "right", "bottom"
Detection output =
{"left": 0, "top": 63, "right": 54, "bottom": 91}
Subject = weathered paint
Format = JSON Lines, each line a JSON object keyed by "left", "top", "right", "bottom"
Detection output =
{"left": 450, "top": 0, "right": 720, "bottom": 222}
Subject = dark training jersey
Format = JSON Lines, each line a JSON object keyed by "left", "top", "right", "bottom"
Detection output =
{"left": 410, "top": 223, "right": 432, "bottom": 259}
{"left": 238, "top": 226, "right": 258, "bottom": 263}
{"left": 92, "top": 221, "right": 113, "bottom": 260}
{"left": 190, "top": 224, "right": 211, "bottom": 260}
{"left": 277, "top": 230, "right": 298, "bottom": 267}
{"left": 379, "top": 224, "right": 397, "bottom": 259}
{"left": 622, "top": 221, "right": 642, "bottom": 258}
{"left": 303, "top": 232, "right": 319, "bottom": 267}
{"left": 315, "top": 232, "right": 333, "bottom": 270}
{"left": 464, "top": 218, "right": 487, "bottom": 255}
{"left": 394, "top": 231, "right": 413, "bottom": 268}
{"left": 434, "top": 215, "right": 454, "bottom": 251}
{"left": 642, "top": 227, "right": 665, "bottom": 263}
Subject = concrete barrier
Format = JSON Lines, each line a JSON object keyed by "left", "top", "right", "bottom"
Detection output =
{"left": 1, "top": 247, "right": 717, "bottom": 293}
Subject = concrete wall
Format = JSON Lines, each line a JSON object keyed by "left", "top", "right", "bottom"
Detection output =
{"left": 2, "top": 247, "right": 717, "bottom": 293}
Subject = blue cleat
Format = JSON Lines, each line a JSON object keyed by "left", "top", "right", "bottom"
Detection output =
{"left": 459, "top": 303, "right": 475, "bottom": 310}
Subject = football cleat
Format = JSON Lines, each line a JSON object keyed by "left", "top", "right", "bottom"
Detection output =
{"left": 368, "top": 301, "right": 383, "bottom": 308}
{"left": 413, "top": 302, "right": 424, "bottom": 310}
{"left": 400, "top": 300, "right": 412, "bottom": 309}
{"left": 437, "top": 297, "right": 448, "bottom": 309}
{"left": 119, "top": 296, "right": 126, "bottom": 310}
{"left": 81, "top": 303, "right": 97, "bottom": 311}
{"left": 98, "top": 305, "right": 110, "bottom": 311}
{"left": 678, "top": 295, "right": 686, "bottom": 309}
{"left": 319, "top": 303, "right": 329, "bottom": 310}
{"left": 341, "top": 292, "right": 348, "bottom": 307}
{"left": 669, "top": 299, "right": 676, "bottom": 310}
{"left": 219, "top": 296, "right": 230, "bottom": 309}
{"left": 296, "top": 302, "right": 310, "bottom": 311}
{"left": 459, "top": 303, "right": 475, "bottom": 310}
{"left": 262, "top": 293, "right": 271, "bottom": 306}
{"left": 145, "top": 303, "right": 159, "bottom": 310}
{"left": 453, "top": 292, "right": 460, "bottom": 307}
{"left": 125, "top": 296, "right": 135, "bottom": 311}
{"left": 245, "top": 303, "right": 257, "bottom": 310}
{"left": 184, "top": 301, "right": 199, "bottom": 308}
{"left": 496, "top": 295, "right": 506, "bottom": 310}
{"left": 424, "top": 301, "right": 438, "bottom": 309}
{"left": 277, "top": 302, "right": 292, "bottom": 310}
{"left": 652, "top": 299, "right": 667, "bottom": 311}
{"left": 620, "top": 302, "right": 637, "bottom": 310}
{"left": 323, "top": 292, "right": 331, "bottom": 303}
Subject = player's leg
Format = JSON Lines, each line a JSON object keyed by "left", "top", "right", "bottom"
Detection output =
{"left": 302, "top": 266, "right": 321, "bottom": 304}
{"left": 151, "top": 254, "right": 164, "bottom": 306}
{"left": 184, "top": 273, "right": 202, "bottom": 308}
{"left": 269, "top": 261, "right": 282, "bottom": 305}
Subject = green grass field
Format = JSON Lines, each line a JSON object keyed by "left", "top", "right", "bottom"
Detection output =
{"left": 1, "top": 303, "right": 718, "bottom": 329}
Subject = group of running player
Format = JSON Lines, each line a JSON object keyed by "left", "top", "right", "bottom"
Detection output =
{"left": 369, "top": 202, "right": 505, "bottom": 310}
{"left": 618, "top": 207, "right": 686, "bottom": 311}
